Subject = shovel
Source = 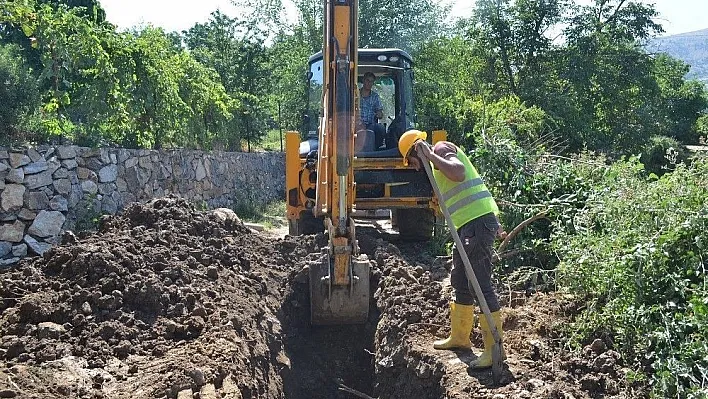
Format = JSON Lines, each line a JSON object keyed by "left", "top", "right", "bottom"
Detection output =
{"left": 417, "top": 141, "right": 504, "bottom": 384}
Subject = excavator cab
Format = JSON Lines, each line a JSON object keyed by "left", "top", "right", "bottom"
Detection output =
{"left": 303, "top": 49, "right": 416, "bottom": 157}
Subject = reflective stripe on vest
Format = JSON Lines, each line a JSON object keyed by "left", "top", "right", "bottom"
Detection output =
{"left": 432, "top": 146, "right": 498, "bottom": 229}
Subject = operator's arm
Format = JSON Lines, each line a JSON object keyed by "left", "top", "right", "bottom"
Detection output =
{"left": 415, "top": 141, "right": 466, "bottom": 182}
{"left": 374, "top": 92, "right": 384, "bottom": 120}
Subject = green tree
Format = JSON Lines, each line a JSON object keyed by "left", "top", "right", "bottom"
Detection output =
{"left": 358, "top": 0, "right": 450, "bottom": 51}
{"left": 557, "top": 0, "right": 664, "bottom": 153}
{"left": 184, "top": 11, "right": 270, "bottom": 150}
{"left": 651, "top": 54, "right": 708, "bottom": 144}
{"left": 0, "top": 43, "right": 40, "bottom": 142}
{"left": 266, "top": 27, "right": 312, "bottom": 132}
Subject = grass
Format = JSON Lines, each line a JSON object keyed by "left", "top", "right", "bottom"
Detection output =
{"left": 254, "top": 129, "right": 285, "bottom": 152}
{"left": 233, "top": 200, "right": 286, "bottom": 229}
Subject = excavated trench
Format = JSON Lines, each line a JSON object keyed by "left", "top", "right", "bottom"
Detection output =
{"left": 0, "top": 198, "right": 640, "bottom": 399}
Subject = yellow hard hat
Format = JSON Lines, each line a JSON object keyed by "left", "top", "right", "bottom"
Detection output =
{"left": 398, "top": 130, "right": 427, "bottom": 165}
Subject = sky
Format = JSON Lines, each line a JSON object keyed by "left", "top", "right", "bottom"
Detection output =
{"left": 100, "top": 0, "right": 706, "bottom": 37}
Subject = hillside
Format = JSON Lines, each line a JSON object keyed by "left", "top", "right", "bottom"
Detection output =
{"left": 648, "top": 28, "right": 708, "bottom": 83}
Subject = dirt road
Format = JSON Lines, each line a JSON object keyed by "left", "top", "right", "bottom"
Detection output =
{"left": 0, "top": 197, "right": 644, "bottom": 398}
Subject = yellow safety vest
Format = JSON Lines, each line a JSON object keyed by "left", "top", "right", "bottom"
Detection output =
{"left": 432, "top": 146, "right": 498, "bottom": 229}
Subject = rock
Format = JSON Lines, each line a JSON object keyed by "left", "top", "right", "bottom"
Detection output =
{"left": 81, "top": 180, "right": 98, "bottom": 195}
{"left": 1, "top": 184, "right": 25, "bottom": 212}
{"left": 56, "top": 146, "right": 77, "bottom": 159}
{"left": 125, "top": 157, "right": 138, "bottom": 169}
{"left": 206, "top": 266, "right": 218, "bottom": 279}
{"left": 0, "top": 221, "right": 25, "bottom": 242}
{"left": 86, "top": 157, "right": 102, "bottom": 171}
{"left": 81, "top": 301, "right": 92, "bottom": 315}
{"left": 99, "top": 149, "right": 112, "bottom": 164}
{"left": 0, "top": 241, "right": 11, "bottom": 257}
{"left": 61, "top": 159, "right": 78, "bottom": 170}
{"left": 23, "top": 161, "right": 49, "bottom": 175}
{"left": 24, "top": 170, "right": 53, "bottom": 189}
{"left": 24, "top": 235, "right": 52, "bottom": 256}
{"left": 36, "top": 322, "right": 65, "bottom": 339}
{"left": 17, "top": 208, "right": 37, "bottom": 221}
{"left": 49, "top": 196, "right": 68, "bottom": 212}
{"left": 212, "top": 208, "right": 242, "bottom": 224}
{"left": 0, "top": 258, "right": 20, "bottom": 266}
{"left": 52, "top": 167, "right": 69, "bottom": 179}
{"left": 0, "top": 389, "right": 17, "bottom": 398}
{"left": 25, "top": 191, "right": 49, "bottom": 210}
{"left": 101, "top": 196, "right": 118, "bottom": 215}
{"left": 195, "top": 161, "right": 207, "bottom": 181}
{"left": 98, "top": 183, "right": 115, "bottom": 195}
{"left": 11, "top": 244, "right": 27, "bottom": 257}
{"left": 99, "top": 164, "right": 118, "bottom": 183}
{"left": 5, "top": 168, "right": 24, "bottom": 183}
{"left": 9, "top": 153, "right": 30, "bottom": 168}
{"left": 27, "top": 148, "right": 42, "bottom": 162}
{"left": 77, "top": 167, "right": 95, "bottom": 180}
{"left": 190, "top": 368, "right": 205, "bottom": 387}
{"left": 589, "top": 338, "right": 606, "bottom": 354}
{"left": 97, "top": 294, "right": 120, "bottom": 310}
{"left": 28, "top": 210, "right": 65, "bottom": 237}
{"left": 526, "top": 378, "right": 545, "bottom": 390}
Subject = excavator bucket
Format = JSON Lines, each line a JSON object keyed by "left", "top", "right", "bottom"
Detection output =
{"left": 309, "top": 252, "right": 370, "bottom": 325}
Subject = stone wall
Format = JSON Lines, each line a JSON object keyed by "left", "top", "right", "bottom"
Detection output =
{"left": 0, "top": 146, "right": 285, "bottom": 265}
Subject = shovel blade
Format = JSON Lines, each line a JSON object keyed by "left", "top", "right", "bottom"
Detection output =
{"left": 310, "top": 254, "right": 370, "bottom": 325}
{"left": 491, "top": 342, "right": 504, "bottom": 384}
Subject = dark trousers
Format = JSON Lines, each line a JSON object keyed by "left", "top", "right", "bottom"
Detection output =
{"left": 366, "top": 123, "right": 386, "bottom": 149}
{"left": 450, "top": 212, "right": 501, "bottom": 312}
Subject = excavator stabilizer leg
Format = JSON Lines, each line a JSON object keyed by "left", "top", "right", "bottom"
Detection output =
{"left": 309, "top": 252, "right": 370, "bottom": 325}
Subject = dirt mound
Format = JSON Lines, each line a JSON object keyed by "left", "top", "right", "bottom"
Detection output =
{"left": 0, "top": 199, "right": 647, "bottom": 398}
{"left": 356, "top": 224, "right": 647, "bottom": 399}
{"left": 0, "top": 197, "right": 320, "bottom": 398}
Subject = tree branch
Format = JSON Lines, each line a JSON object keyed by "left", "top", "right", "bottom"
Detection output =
{"left": 338, "top": 382, "right": 378, "bottom": 399}
{"left": 495, "top": 212, "right": 549, "bottom": 260}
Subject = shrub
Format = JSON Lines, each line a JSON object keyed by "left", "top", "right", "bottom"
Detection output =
{"left": 552, "top": 155, "right": 708, "bottom": 397}
{"left": 640, "top": 135, "right": 689, "bottom": 176}
{"left": 0, "top": 43, "right": 40, "bottom": 143}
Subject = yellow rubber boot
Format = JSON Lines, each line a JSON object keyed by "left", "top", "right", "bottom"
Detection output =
{"left": 433, "top": 303, "right": 475, "bottom": 350}
{"left": 470, "top": 311, "right": 506, "bottom": 369}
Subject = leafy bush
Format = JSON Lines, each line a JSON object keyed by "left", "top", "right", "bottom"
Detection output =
{"left": 551, "top": 155, "right": 708, "bottom": 397}
{"left": 640, "top": 135, "right": 689, "bottom": 176}
{"left": 0, "top": 43, "right": 40, "bottom": 143}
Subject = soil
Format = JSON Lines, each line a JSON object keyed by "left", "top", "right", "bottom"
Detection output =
{"left": 0, "top": 197, "right": 648, "bottom": 399}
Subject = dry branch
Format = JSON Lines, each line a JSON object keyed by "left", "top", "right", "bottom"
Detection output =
{"left": 493, "top": 212, "right": 548, "bottom": 261}
{"left": 338, "top": 382, "right": 378, "bottom": 399}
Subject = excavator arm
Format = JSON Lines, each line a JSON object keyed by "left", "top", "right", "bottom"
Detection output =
{"left": 308, "top": 0, "right": 370, "bottom": 325}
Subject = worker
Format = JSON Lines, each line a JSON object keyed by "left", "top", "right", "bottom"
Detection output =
{"left": 398, "top": 130, "right": 507, "bottom": 369}
{"left": 359, "top": 72, "right": 386, "bottom": 149}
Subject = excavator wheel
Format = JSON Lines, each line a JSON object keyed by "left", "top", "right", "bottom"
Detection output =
{"left": 309, "top": 251, "right": 370, "bottom": 325}
{"left": 395, "top": 208, "right": 435, "bottom": 241}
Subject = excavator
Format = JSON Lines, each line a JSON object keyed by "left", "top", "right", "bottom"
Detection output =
{"left": 285, "top": 0, "right": 446, "bottom": 324}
